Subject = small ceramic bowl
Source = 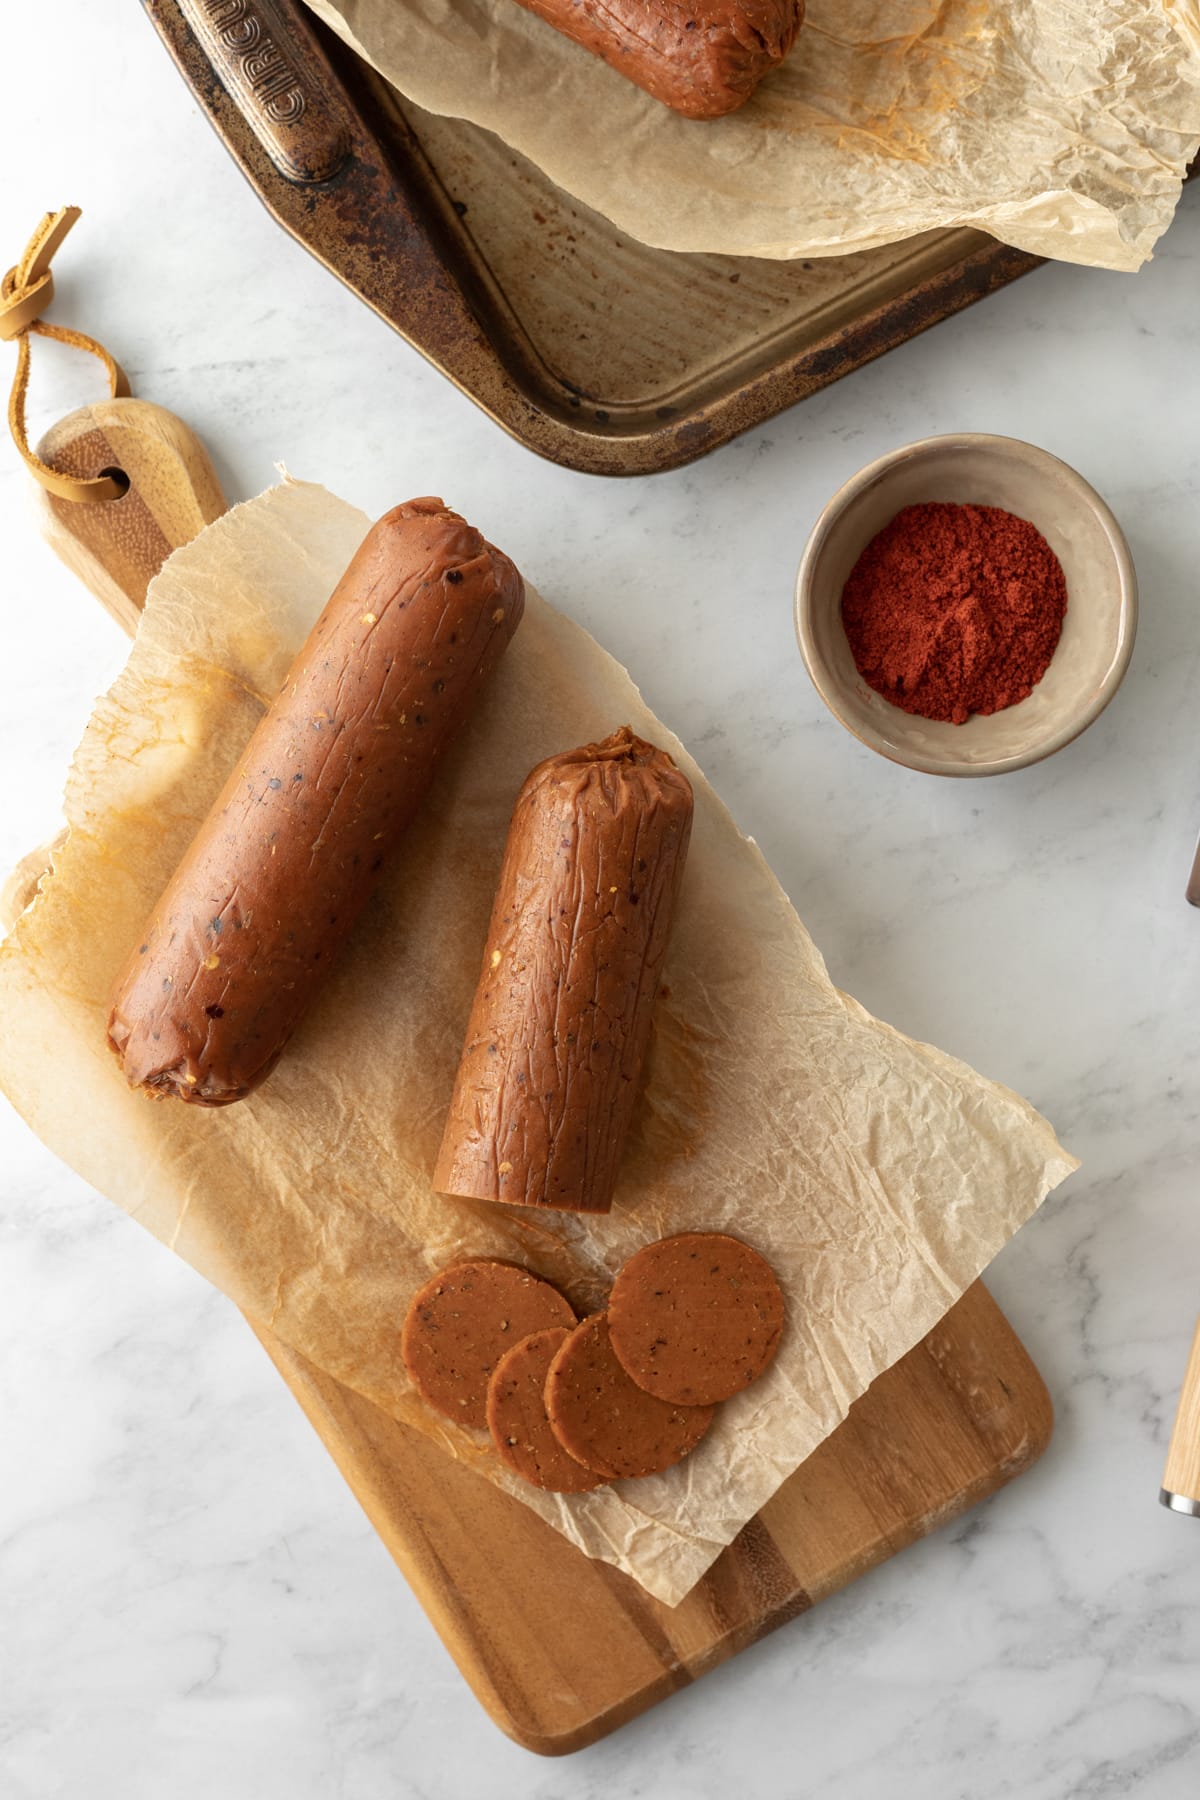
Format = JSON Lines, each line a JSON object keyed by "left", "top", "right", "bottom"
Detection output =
{"left": 794, "top": 434, "right": 1137, "bottom": 777}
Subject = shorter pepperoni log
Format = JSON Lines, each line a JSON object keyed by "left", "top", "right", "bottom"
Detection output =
{"left": 434, "top": 726, "right": 693, "bottom": 1213}
{"left": 545, "top": 1312, "right": 713, "bottom": 1480}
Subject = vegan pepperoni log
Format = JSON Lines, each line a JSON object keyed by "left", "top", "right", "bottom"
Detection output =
{"left": 106, "top": 499, "right": 524, "bottom": 1104}
{"left": 510, "top": 0, "right": 803, "bottom": 120}
{"left": 434, "top": 725, "right": 693, "bottom": 1212}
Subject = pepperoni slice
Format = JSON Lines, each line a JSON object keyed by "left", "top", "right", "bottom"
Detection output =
{"left": 402, "top": 1260, "right": 575, "bottom": 1429}
{"left": 608, "top": 1232, "right": 784, "bottom": 1405}
{"left": 487, "top": 1327, "right": 605, "bottom": 1493}
{"left": 545, "top": 1311, "right": 713, "bottom": 1480}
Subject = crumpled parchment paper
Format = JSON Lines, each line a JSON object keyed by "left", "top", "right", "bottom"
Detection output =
{"left": 303, "top": 0, "right": 1200, "bottom": 269}
{"left": 0, "top": 480, "right": 1076, "bottom": 1604}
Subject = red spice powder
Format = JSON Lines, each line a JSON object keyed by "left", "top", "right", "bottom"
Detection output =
{"left": 840, "top": 503, "right": 1068, "bottom": 726}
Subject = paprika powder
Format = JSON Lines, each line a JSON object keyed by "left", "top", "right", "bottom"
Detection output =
{"left": 840, "top": 503, "right": 1067, "bottom": 726}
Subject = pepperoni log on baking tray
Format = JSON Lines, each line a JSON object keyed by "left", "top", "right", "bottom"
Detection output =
{"left": 512, "top": 0, "right": 804, "bottom": 119}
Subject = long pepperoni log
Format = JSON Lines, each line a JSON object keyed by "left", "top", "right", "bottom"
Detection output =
{"left": 107, "top": 499, "right": 524, "bottom": 1104}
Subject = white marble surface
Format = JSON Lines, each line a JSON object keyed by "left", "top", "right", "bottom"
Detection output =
{"left": 3, "top": 8, "right": 1200, "bottom": 1797}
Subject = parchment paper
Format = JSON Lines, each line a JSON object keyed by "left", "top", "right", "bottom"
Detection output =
{"left": 0, "top": 481, "right": 1076, "bottom": 1605}
{"left": 304, "top": 0, "right": 1200, "bottom": 270}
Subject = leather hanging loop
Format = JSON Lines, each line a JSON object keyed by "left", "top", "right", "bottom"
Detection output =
{"left": 2, "top": 207, "right": 132, "bottom": 505}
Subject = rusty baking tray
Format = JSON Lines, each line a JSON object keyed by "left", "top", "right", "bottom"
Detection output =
{"left": 144, "top": 0, "right": 1044, "bottom": 476}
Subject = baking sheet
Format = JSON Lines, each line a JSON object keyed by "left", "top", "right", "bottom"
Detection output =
{"left": 0, "top": 480, "right": 1076, "bottom": 1603}
{"left": 306, "top": 0, "right": 1200, "bottom": 270}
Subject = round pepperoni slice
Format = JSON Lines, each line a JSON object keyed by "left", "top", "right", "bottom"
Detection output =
{"left": 607, "top": 1232, "right": 784, "bottom": 1406}
{"left": 402, "top": 1260, "right": 576, "bottom": 1429}
{"left": 545, "top": 1312, "right": 714, "bottom": 1481}
{"left": 486, "top": 1327, "right": 606, "bottom": 1493}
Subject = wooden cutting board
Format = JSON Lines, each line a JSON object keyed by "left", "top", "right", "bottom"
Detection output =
{"left": 253, "top": 1281, "right": 1050, "bottom": 1755}
{"left": 29, "top": 405, "right": 1053, "bottom": 1757}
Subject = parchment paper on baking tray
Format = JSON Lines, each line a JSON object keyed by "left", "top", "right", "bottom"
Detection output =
{"left": 0, "top": 482, "right": 1076, "bottom": 1605}
{"left": 304, "top": 0, "right": 1200, "bottom": 271}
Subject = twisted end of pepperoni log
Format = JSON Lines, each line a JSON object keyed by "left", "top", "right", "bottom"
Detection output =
{"left": 434, "top": 725, "right": 693, "bottom": 1212}
{"left": 511, "top": 0, "right": 803, "bottom": 120}
{"left": 107, "top": 499, "right": 524, "bottom": 1105}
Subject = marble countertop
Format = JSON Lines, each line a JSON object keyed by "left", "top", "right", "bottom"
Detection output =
{"left": 3, "top": 9, "right": 1200, "bottom": 1798}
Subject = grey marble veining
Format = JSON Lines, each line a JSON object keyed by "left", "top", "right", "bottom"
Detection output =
{"left": 2, "top": 6, "right": 1200, "bottom": 1797}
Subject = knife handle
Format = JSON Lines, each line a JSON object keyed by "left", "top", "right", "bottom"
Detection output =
{"left": 1187, "top": 834, "right": 1200, "bottom": 907}
{"left": 1161, "top": 1317, "right": 1200, "bottom": 1515}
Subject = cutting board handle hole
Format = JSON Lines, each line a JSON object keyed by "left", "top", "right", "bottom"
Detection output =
{"left": 97, "top": 466, "right": 130, "bottom": 497}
